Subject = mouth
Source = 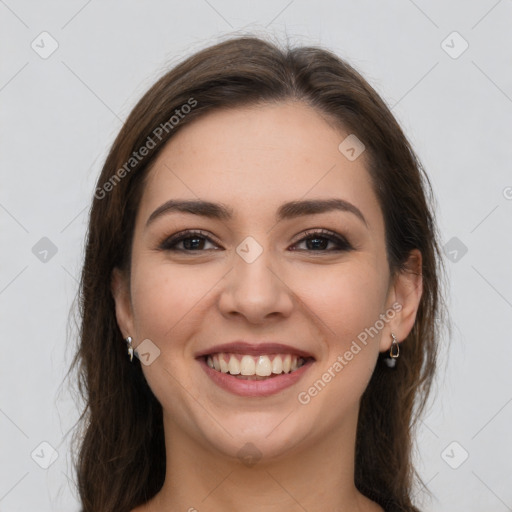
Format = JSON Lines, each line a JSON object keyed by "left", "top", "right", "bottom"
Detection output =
{"left": 200, "top": 353, "right": 314, "bottom": 380}
{"left": 195, "top": 342, "right": 316, "bottom": 397}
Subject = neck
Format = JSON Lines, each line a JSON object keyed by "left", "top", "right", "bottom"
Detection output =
{"left": 144, "top": 407, "right": 382, "bottom": 512}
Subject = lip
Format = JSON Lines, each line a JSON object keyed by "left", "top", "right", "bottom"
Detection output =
{"left": 197, "top": 356, "right": 315, "bottom": 397}
{"left": 194, "top": 341, "right": 315, "bottom": 360}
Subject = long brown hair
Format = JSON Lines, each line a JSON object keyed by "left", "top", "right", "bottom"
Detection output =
{"left": 68, "top": 34, "right": 447, "bottom": 511}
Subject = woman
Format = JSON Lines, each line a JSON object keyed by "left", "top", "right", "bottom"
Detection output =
{"left": 70, "top": 35, "right": 447, "bottom": 512}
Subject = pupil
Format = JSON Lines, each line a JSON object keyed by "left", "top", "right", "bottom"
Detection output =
{"left": 307, "top": 237, "right": 327, "bottom": 250}
{"left": 184, "top": 237, "right": 203, "bottom": 250}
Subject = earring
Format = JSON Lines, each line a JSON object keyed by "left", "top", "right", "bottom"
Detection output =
{"left": 384, "top": 332, "right": 399, "bottom": 368}
{"left": 125, "top": 336, "right": 134, "bottom": 362}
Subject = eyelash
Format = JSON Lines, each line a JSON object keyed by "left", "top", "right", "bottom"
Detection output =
{"left": 158, "top": 228, "right": 353, "bottom": 254}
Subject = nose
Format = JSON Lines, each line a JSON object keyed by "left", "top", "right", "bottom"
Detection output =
{"left": 217, "top": 241, "right": 294, "bottom": 324}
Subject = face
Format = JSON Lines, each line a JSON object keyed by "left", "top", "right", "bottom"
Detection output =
{"left": 112, "top": 101, "right": 421, "bottom": 463}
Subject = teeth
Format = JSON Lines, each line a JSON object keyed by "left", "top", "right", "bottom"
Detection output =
{"left": 219, "top": 357, "right": 229, "bottom": 373}
{"left": 256, "top": 355, "right": 272, "bottom": 376}
{"left": 206, "top": 353, "right": 307, "bottom": 377}
{"left": 240, "top": 355, "right": 255, "bottom": 375}
{"left": 228, "top": 355, "right": 240, "bottom": 375}
{"left": 271, "top": 356, "right": 283, "bottom": 374}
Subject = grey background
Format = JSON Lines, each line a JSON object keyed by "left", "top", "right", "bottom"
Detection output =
{"left": 1, "top": 1, "right": 511, "bottom": 510}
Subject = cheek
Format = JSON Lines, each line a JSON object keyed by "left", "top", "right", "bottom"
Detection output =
{"left": 302, "top": 263, "right": 387, "bottom": 387}
{"left": 289, "top": 264, "right": 389, "bottom": 428}
{"left": 130, "top": 258, "right": 211, "bottom": 343}
{"left": 129, "top": 260, "right": 213, "bottom": 408}
{"left": 301, "top": 261, "right": 388, "bottom": 338}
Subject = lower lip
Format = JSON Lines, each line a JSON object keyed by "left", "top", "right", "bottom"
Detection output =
{"left": 197, "top": 357, "right": 314, "bottom": 397}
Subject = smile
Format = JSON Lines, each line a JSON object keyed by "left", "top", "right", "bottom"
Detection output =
{"left": 198, "top": 353, "right": 315, "bottom": 397}
{"left": 204, "top": 353, "right": 311, "bottom": 380}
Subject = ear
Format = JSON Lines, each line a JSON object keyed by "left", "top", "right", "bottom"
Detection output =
{"left": 379, "top": 249, "right": 423, "bottom": 352}
{"left": 111, "top": 267, "right": 136, "bottom": 339}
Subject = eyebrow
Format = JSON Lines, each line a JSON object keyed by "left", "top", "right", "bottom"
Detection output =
{"left": 145, "top": 198, "right": 368, "bottom": 228}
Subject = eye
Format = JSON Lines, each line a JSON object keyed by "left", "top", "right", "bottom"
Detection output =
{"left": 290, "top": 229, "right": 353, "bottom": 252}
{"left": 158, "top": 230, "right": 220, "bottom": 252}
{"left": 158, "top": 228, "right": 353, "bottom": 253}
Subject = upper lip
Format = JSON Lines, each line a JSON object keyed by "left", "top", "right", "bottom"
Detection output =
{"left": 195, "top": 341, "right": 315, "bottom": 360}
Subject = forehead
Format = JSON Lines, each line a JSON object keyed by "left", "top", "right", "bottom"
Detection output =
{"left": 138, "top": 101, "right": 382, "bottom": 229}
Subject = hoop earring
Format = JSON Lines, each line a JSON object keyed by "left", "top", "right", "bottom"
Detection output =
{"left": 125, "top": 336, "right": 134, "bottom": 362}
{"left": 390, "top": 332, "right": 399, "bottom": 358}
{"left": 384, "top": 332, "right": 399, "bottom": 368}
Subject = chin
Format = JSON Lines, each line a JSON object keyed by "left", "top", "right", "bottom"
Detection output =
{"left": 195, "top": 411, "right": 311, "bottom": 465}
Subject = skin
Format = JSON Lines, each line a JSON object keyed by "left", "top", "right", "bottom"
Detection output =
{"left": 112, "top": 101, "right": 423, "bottom": 512}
